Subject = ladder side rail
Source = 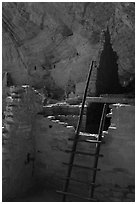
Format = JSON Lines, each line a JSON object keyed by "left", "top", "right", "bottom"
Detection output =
{"left": 89, "top": 103, "right": 108, "bottom": 198}
{"left": 62, "top": 60, "right": 95, "bottom": 201}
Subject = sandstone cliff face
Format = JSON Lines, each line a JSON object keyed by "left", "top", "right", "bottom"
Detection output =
{"left": 2, "top": 2, "right": 135, "bottom": 97}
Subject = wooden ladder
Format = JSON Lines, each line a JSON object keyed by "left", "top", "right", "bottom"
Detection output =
{"left": 57, "top": 61, "right": 108, "bottom": 201}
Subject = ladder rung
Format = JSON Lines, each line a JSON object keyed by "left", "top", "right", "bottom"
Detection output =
{"left": 61, "top": 176, "right": 96, "bottom": 186}
{"left": 57, "top": 190, "right": 97, "bottom": 201}
{"left": 65, "top": 149, "right": 104, "bottom": 157}
{"left": 79, "top": 132, "right": 98, "bottom": 137}
{"left": 63, "top": 162, "right": 101, "bottom": 171}
{"left": 69, "top": 138, "right": 102, "bottom": 143}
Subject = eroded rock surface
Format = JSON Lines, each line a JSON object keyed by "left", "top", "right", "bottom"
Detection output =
{"left": 2, "top": 2, "right": 135, "bottom": 98}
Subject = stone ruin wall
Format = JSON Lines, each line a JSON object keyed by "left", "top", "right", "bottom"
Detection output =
{"left": 2, "top": 86, "right": 43, "bottom": 201}
{"left": 2, "top": 2, "right": 135, "bottom": 202}
{"left": 33, "top": 103, "right": 135, "bottom": 202}
{"left": 95, "top": 104, "right": 135, "bottom": 201}
{"left": 2, "top": 86, "right": 135, "bottom": 201}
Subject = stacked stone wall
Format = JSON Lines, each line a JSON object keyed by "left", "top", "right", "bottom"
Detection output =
{"left": 94, "top": 104, "right": 135, "bottom": 201}
{"left": 2, "top": 88, "right": 135, "bottom": 201}
{"left": 2, "top": 86, "right": 43, "bottom": 201}
{"left": 33, "top": 102, "right": 135, "bottom": 201}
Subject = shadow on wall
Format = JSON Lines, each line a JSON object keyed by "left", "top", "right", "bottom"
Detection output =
{"left": 86, "top": 28, "right": 124, "bottom": 133}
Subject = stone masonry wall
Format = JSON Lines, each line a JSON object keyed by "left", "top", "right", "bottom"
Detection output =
{"left": 95, "top": 104, "right": 135, "bottom": 201}
{"left": 3, "top": 86, "right": 134, "bottom": 202}
{"left": 43, "top": 103, "right": 87, "bottom": 131}
{"left": 33, "top": 114, "right": 98, "bottom": 201}
{"left": 2, "top": 86, "right": 43, "bottom": 201}
{"left": 33, "top": 102, "right": 135, "bottom": 201}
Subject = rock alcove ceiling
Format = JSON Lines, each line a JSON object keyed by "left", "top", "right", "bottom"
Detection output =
{"left": 2, "top": 2, "right": 135, "bottom": 99}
